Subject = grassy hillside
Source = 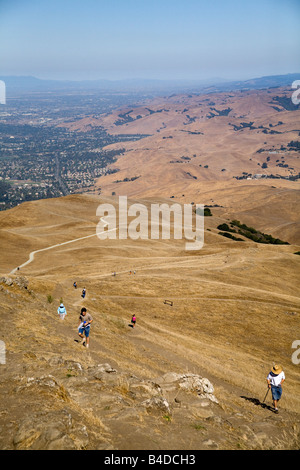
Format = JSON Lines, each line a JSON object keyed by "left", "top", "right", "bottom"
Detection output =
{"left": 0, "top": 194, "right": 299, "bottom": 449}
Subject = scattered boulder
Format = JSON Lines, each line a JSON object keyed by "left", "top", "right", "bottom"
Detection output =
{"left": 155, "top": 372, "right": 218, "bottom": 403}
{"left": 65, "top": 360, "right": 84, "bottom": 374}
{"left": 88, "top": 363, "right": 117, "bottom": 380}
{"left": 0, "top": 276, "right": 28, "bottom": 289}
{"left": 0, "top": 276, "right": 13, "bottom": 286}
{"left": 203, "top": 438, "right": 219, "bottom": 449}
{"left": 141, "top": 396, "right": 171, "bottom": 415}
{"left": 129, "top": 380, "right": 162, "bottom": 399}
{"left": 14, "top": 276, "right": 29, "bottom": 289}
{"left": 95, "top": 363, "right": 117, "bottom": 374}
{"left": 48, "top": 356, "right": 83, "bottom": 374}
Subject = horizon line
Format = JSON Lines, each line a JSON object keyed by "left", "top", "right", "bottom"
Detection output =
{"left": 1, "top": 72, "right": 300, "bottom": 83}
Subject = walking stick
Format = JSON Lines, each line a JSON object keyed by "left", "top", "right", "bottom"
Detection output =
{"left": 263, "top": 387, "right": 270, "bottom": 403}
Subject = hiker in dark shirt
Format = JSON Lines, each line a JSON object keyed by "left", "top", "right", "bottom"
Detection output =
{"left": 78, "top": 307, "right": 93, "bottom": 349}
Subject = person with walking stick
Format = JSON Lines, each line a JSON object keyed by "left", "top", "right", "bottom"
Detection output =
{"left": 266, "top": 364, "right": 285, "bottom": 413}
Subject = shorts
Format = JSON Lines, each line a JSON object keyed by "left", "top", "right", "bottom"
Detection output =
{"left": 271, "top": 385, "right": 282, "bottom": 401}
{"left": 79, "top": 325, "right": 90, "bottom": 337}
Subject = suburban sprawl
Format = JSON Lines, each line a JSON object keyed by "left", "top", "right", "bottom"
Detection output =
{"left": 0, "top": 90, "right": 147, "bottom": 210}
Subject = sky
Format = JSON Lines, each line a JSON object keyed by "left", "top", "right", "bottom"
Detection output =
{"left": 0, "top": 0, "right": 299, "bottom": 82}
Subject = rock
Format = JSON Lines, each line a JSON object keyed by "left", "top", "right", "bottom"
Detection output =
{"left": 88, "top": 363, "right": 117, "bottom": 381}
{"left": 13, "top": 422, "right": 40, "bottom": 448}
{"left": 154, "top": 372, "right": 182, "bottom": 392}
{"left": 13, "top": 410, "right": 89, "bottom": 450}
{"left": 1, "top": 277, "right": 13, "bottom": 286}
{"left": 90, "top": 363, "right": 117, "bottom": 374}
{"left": 141, "top": 396, "right": 171, "bottom": 415}
{"left": 160, "top": 372, "right": 182, "bottom": 383}
{"left": 0, "top": 276, "right": 29, "bottom": 289}
{"left": 156, "top": 372, "right": 218, "bottom": 403}
{"left": 16, "top": 375, "right": 70, "bottom": 402}
{"left": 48, "top": 356, "right": 84, "bottom": 374}
{"left": 14, "top": 276, "right": 29, "bottom": 289}
{"left": 178, "top": 375, "right": 214, "bottom": 394}
{"left": 98, "top": 363, "right": 117, "bottom": 373}
{"left": 203, "top": 438, "right": 219, "bottom": 449}
{"left": 129, "top": 380, "right": 162, "bottom": 398}
{"left": 64, "top": 360, "right": 84, "bottom": 373}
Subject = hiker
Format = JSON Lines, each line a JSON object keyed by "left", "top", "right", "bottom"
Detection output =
{"left": 81, "top": 288, "right": 86, "bottom": 299}
{"left": 131, "top": 314, "right": 136, "bottom": 328}
{"left": 78, "top": 307, "right": 93, "bottom": 348}
{"left": 267, "top": 364, "right": 285, "bottom": 413}
{"left": 57, "top": 303, "right": 67, "bottom": 320}
{"left": 73, "top": 281, "right": 77, "bottom": 289}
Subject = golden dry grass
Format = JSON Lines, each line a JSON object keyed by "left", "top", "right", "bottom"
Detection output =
{"left": 1, "top": 194, "right": 299, "bottom": 417}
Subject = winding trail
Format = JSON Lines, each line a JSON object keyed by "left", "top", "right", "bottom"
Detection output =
{"left": 8, "top": 221, "right": 300, "bottom": 307}
{"left": 9, "top": 217, "right": 112, "bottom": 275}
{"left": 8, "top": 214, "right": 187, "bottom": 275}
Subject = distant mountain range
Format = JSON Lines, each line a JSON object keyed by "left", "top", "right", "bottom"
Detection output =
{"left": 1, "top": 73, "right": 299, "bottom": 95}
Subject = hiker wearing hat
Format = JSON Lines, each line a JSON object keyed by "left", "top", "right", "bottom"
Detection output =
{"left": 267, "top": 364, "right": 285, "bottom": 413}
{"left": 57, "top": 303, "right": 67, "bottom": 320}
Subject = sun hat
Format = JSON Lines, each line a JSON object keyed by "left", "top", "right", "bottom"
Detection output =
{"left": 271, "top": 364, "right": 282, "bottom": 375}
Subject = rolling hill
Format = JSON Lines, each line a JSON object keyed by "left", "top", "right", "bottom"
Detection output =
{"left": 57, "top": 85, "right": 300, "bottom": 244}
{"left": 0, "top": 77, "right": 299, "bottom": 450}
{"left": 0, "top": 194, "right": 299, "bottom": 450}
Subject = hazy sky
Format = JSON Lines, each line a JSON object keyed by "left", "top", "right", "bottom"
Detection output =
{"left": 0, "top": 0, "right": 299, "bottom": 81}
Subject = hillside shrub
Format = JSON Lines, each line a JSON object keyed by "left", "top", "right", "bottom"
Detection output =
{"left": 195, "top": 207, "right": 213, "bottom": 217}
{"left": 218, "top": 232, "right": 244, "bottom": 241}
{"left": 230, "top": 220, "right": 289, "bottom": 244}
{"left": 217, "top": 223, "right": 235, "bottom": 232}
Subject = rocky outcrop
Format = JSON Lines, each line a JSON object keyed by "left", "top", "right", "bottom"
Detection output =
{"left": 13, "top": 409, "right": 90, "bottom": 450}
{"left": 1, "top": 351, "right": 299, "bottom": 450}
{"left": 155, "top": 372, "right": 218, "bottom": 403}
{"left": 0, "top": 275, "right": 29, "bottom": 289}
{"left": 0, "top": 356, "right": 221, "bottom": 450}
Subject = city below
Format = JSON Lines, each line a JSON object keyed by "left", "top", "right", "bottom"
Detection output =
{"left": 0, "top": 89, "right": 149, "bottom": 210}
